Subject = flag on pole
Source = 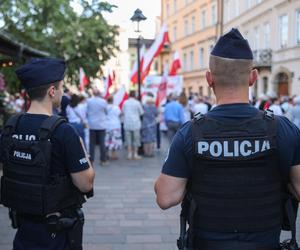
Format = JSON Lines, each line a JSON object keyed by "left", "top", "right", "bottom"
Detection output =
{"left": 141, "top": 24, "right": 170, "bottom": 82}
{"left": 79, "top": 67, "right": 89, "bottom": 91}
{"left": 130, "top": 45, "right": 146, "bottom": 84}
{"left": 104, "top": 72, "right": 113, "bottom": 99}
{"left": 113, "top": 85, "right": 128, "bottom": 109}
{"left": 155, "top": 64, "right": 169, "bottom": 107}
{"left": 169, "top": 51, "right": 181, "bottom": 76}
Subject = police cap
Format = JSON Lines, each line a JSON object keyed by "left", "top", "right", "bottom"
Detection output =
{"left": 15, "top": 58, "right": 66, "bottom": 89}
{"left": 211, "top": 28, "right": 253, "bottom": 60}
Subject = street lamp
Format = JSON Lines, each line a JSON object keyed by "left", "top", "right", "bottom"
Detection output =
{"left": 130, "top": 9, "right": 147, "bottom": 100}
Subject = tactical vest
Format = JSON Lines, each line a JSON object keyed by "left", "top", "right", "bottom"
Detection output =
{"left": 0, "top": 114, "right": 85, "bottom": 216}
{"left": 189, "top": 111, "right": 283, "bottom": 233}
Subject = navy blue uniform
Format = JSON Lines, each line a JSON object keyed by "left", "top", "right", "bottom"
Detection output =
{"left": 162, "top": 103, "right": 300, "bottom": 247}
{"left": 1, "top": 113, "right": 89, "bottom": 250}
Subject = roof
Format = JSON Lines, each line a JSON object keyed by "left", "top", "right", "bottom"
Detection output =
{"left": 0, "top": 31, "right": 49, "bottom": 59}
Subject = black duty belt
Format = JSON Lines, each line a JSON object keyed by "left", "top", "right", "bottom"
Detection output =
{"left": 193, "top": 239, "right": 279, "bottom": 250}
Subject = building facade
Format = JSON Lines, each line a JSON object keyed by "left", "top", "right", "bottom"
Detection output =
{"left": 223, "top": 0, "right": 300, "bottom": 97}
{"left": 160, "top": 0, "right": 222, "bottom": 97}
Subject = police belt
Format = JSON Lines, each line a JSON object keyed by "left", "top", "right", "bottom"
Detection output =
{"left": 193, "top": 239, "right": 279, "bottom": 250}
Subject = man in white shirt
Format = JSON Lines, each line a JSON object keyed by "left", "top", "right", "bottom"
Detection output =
{"left": 86, "top": 88, "right": 108, "bottom": 165}
{"left": 122, "top": 90, "right": 144, "bottom": 160}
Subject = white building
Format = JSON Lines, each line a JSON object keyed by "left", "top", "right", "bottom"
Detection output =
{"left": 223, "top": 0, "right": 300, "bottom": 97}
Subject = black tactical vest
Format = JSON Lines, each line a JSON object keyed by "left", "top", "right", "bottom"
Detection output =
{"left": 189, "top": 111, "right": 282, "bottom": 233}
{"left": 0, "top": 114, "right": 85, "bottom": 216}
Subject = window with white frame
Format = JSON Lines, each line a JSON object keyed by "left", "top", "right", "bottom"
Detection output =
{"left": 279, "top": 14, "right": 288, "bottom": 48}
{"left": 201, "top": 9, "right": 206, "bottom": 30}
{"left": 190, "top": 50, "right": 194, "bottom": 71}
{"left": 296, "top": 10, "right": 300, "bottom": 44}
{"left": 185, "top": 0, "right": 188, "bottom": 6}
{"left": 173, "top": 26, "right": 177, "bottom": 41}
{"left": 199, "top": 48, "right": 204, "bottom": 69}
{"left": 211, "top": 4, "right": 217, "bottom": 25}
{"left": 264, "top": 22, "right": 270, "bottom": 49}
{"left": 253, "top": 26, "right": 259, "bottom": 50}
{"left": 184, "top": 19, "right": 189, "bottom": 36}
{"left": 174, "top": 0, "right": 177, "bottom": 13}
{"left": 234, "top": 0, "right": 240, "bottom": 18}
{"left": 192, "top": 16, "right": 195, "bottom": 33}
{"left": 183, "top": 53, "right": 187, "bottom": 71}
{"left": 166, "top": 3, "right": 170, "bottom": 17}
{"left": 246, "top": 0, "right": 252, "bottom": 9}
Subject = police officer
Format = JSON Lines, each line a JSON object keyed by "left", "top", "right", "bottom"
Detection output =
{"left": 0, "top": 58, "right": 95, "bottom": 250}
{"left": 154, "top": 29, "right": 300, "bottom": 250}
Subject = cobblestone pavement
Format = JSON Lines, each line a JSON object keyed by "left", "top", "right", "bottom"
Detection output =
{"left": 0, "top": 136, "right": 299, "bottom": 250}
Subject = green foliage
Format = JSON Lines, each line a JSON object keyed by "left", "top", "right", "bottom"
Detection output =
{"left": 0, "top": 0, "right": 119, "bottom": 90}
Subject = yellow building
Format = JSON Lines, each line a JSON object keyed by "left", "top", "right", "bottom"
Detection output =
{"left": 160, "top": 0, "right": 222, "bottom": 97}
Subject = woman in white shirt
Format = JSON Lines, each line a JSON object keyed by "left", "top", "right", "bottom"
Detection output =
{"left": 105, "top": 96, "right": 122, "bottom": 160}
{"left": 66, "top": 94, "right": 85, "bottom": 145}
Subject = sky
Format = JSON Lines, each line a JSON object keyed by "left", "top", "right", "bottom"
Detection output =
{"left": 71, "top": 0, "right": 161, "bottom": 39}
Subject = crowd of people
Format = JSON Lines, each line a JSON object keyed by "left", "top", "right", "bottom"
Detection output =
{"left": 1, "top": 86, "right": 300, "bottom": 163}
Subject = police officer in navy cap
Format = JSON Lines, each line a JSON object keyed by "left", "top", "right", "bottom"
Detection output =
{"left": 155, "top": 29, "right": 300, "bottom": 250}
{"left": 0, "top": 58, "right": 95, "bottom": 250}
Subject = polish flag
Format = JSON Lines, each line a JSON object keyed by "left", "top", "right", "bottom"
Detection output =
{"left": 155, "top": 65, "right": 169, "bottom": 107}
{"left": 130, "top": 45, "right": 146, "bottom": 84}
{"left": 79, "top": 67, "right": 89, "bottom": 91}
{"left": 141, "top": 24, "right": 170, "bottom": 82}
{"left": 169, "top": 51, "right": 181, "bottom": 76}
{"left": 104, "top": 73, "right": 113, "bottom": 99}
{"left": 113, "top": 85, "right": 128, "bottom": 109}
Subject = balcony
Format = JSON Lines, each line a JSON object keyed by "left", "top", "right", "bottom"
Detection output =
{"left": 252, "top": 49, "right": 272, "bottom": 68}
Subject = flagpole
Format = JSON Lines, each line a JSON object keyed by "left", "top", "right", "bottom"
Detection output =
{"left": 137, "top": 35, "right": 141, "bottom": 100}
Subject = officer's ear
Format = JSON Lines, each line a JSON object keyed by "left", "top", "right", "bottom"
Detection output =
{"left": 249, "top": 69, "right": 258, "bottom": 87}
{"left": 206, "top": 71, "right": 213, "bottom": 88}
{"left": 48, "top": 85, "right": 56, "bottom": 98}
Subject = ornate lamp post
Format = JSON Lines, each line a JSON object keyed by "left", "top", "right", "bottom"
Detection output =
{"left": 130, "top": 9, "right": 146, "bottom": 100}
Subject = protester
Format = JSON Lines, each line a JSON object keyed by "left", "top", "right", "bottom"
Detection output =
{"left": 105, "top": 96, "right": 122, "bottom": 160}
{"left": 66, "top": 94, "right": 85, "bottom": 143}
{"left": 87, "top": 88, "right": 108, "bottom": 165}
{"left": 164, "top": 93, "right": 185, "bottom": 142}
{"left": 122, "top": 90, "right": 144, "bottom": 160}
{"left": 141, "top": 93, "right": 158, "bottom": 157}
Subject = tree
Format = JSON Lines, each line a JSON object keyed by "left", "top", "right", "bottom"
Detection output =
{"left": 0, "top": 0, "right": 119, "bottom": 90}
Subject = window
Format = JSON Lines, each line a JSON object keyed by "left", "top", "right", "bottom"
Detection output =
{"left": 264, "top": 23, "right": 270, "bottom": 49}
{"left": 263, "top": 77, "right": 268, "bottom": 94}
{"left": 279, "top": 14, "right": 288, "bottom": 48}
{"left": 246, "top": 0, "right": 252, "bottom": 9}
{"left": 184, "top": 19, "right": 189, "bottom": 36}
{"left": 234, "top": 0, "right": 240, "bottom": 17}
{"left": 185, "top": 0, "right": 189, "bottom": 6}
{"left": 183, "top": 53, "right": 187, "bottom": 71}
{"left": 253, "top": 26, "right": 259, "bottom": 50}
{"left": 191, "top": 16, "right": 195, "bottom": 33}
{"left": 174, "top": 0, "right": 177, "bottom": 13}
{"left": 297, "top": 10, "right": 300, "bottom": 44}
{"left": 201, "top": 9, "right": 206, "bottom": 30}
{"left": 199, "top": 48, "right": 204, "bottom": 69}
{"left": 199, "top": 86, "right": 203, "bottom": 96}
{"left": 190, "top": 50, "right": 194, "bottom": 71}
{"left": 211, "top": 5, "right": 217, "bottom": 25}
{"left": 209, "top": 44, "right": 214, "bottom": 52}
{"left": 207, "top": 86, "right": 211, "bottom": 97}
{"left": 173, "top": 26, "right": 177, "bottom": 41}
{"left": 166, "top": 3, "right": 170, "bottom": 17}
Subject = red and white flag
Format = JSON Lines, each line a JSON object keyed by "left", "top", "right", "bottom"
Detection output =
{"left": 169, "top": 51, "right": 181, "bottom": 76}
{"left": 141, "top": 24, "right": 170, "bottom": 82}
{"left": 79, "top": 67, "right": 89, "bottom": 91}
{"left": 113, "top": 85, "right": 128, "bottom": 109}
{"left": 104, "top": 72, "right": 113, "bottom": 99}
{"left": 155, "top": 64, "right": 169, "bottom": 107}
{"left": 130, "top": 45, "right": 146, "bottom": 84}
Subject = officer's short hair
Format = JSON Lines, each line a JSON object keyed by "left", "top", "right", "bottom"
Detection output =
{"left": 27, "top": 81, "right": 60, "bottom": 101}
{"left": 209, "top": 55, "right": 252, "bottom": 87}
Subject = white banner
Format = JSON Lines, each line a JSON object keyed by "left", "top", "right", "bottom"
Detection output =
{"left": 143, "top": 75, "right": 183, "bottom": 99}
